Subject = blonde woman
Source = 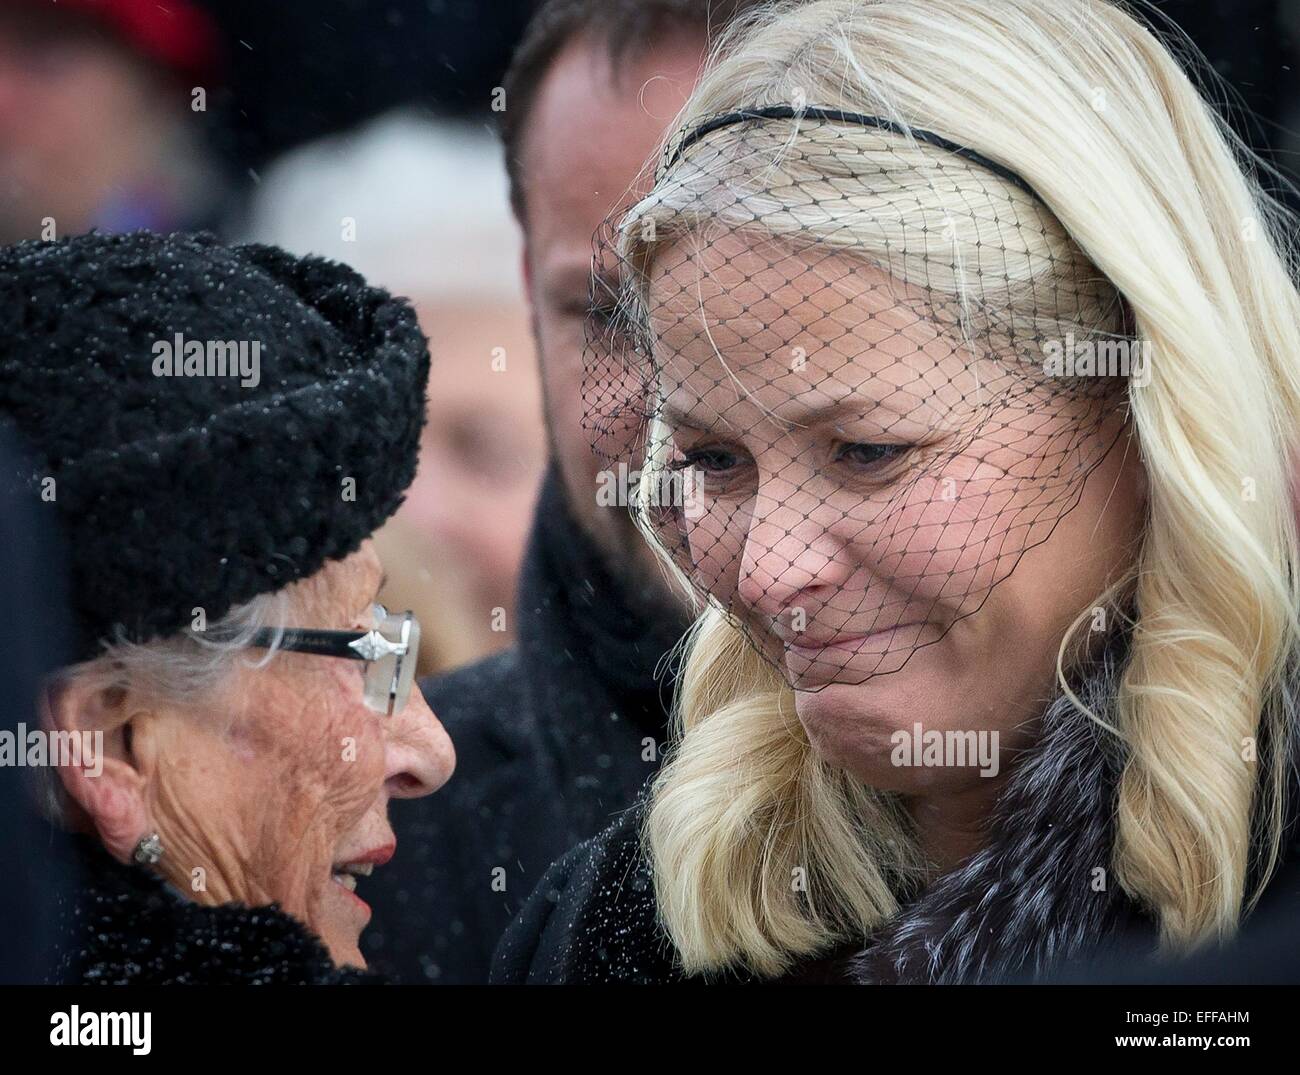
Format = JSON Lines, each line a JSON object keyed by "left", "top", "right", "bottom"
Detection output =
{"left": 492, "top": 0, "right": 1300, "bottom": 984}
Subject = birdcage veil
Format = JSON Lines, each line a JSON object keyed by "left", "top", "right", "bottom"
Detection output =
{"left": 584, "top": 107, "right": 1136, "bottom": 691}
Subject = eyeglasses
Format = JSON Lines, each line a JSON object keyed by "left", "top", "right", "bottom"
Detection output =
{"left": 244, "top": 604, "right": 420, "bottom": 716}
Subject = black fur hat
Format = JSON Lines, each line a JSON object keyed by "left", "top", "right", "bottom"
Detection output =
{"left": 0, "top": 230, "right": 430, "bottom": 660}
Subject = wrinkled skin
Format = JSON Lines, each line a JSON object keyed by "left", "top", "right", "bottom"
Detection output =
{"left": 49, "top": 541, "right": 455, "bottom": 967}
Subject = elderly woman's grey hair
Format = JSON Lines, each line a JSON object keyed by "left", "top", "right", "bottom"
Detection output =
{"left": 34, "top": 590, "right": 291, "bottom": 826}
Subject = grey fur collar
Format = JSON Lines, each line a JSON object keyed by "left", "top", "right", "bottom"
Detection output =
{"left": 851, "top": 633, "right": 1148, "bottom": 983}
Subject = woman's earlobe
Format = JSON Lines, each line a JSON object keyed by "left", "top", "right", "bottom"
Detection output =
{"left": 42, "top": 677, "right": 153, "bottom": 865}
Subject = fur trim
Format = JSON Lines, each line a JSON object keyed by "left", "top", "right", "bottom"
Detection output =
{"left": 852, "top": 634, "right": 1149, "bottom": 982}
{"left": 510, "top": 630, "right": 1162, "bottom": 983}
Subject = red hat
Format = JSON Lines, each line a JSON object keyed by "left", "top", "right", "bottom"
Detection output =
{"left": 6, "top": 0, "right": 222, "bottom": 82}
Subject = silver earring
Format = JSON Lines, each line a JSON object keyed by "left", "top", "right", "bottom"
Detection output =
{"left": 133, "top": 832, "right": 163, "bottom": 866}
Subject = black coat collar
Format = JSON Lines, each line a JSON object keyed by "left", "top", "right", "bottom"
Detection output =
{"left": 511, "top": 464, "right": 690, "bottom": 824}
{"left": 56, "top": 836, "right": 379, "bottom": 985}
{"left": 516, "top": 463, "right": 688, "bottom": 715}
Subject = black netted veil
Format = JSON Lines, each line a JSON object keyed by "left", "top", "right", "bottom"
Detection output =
{"left": 584, "top": 108, "right": 1133, "bottom": 690}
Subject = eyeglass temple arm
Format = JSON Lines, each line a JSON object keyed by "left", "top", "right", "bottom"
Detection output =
{"left": 246, "top": 628, "right": 369, "bottom": 660}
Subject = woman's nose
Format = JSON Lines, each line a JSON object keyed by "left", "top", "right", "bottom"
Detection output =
{"left": 736, "top": 496, "right": 852, "bottom": 618}
{"left": 383, "top": 687, "right": 455, "bottom": 799}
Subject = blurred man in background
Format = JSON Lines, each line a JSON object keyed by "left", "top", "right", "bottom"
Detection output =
{"left": 0, "top": 0, "right": 225, "bottom": 242}
{"left": 363, "top": 0, "right": 762, "bottom": 984}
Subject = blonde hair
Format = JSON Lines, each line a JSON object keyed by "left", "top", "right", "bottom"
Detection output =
{"left": 620, "top": 0, "right": 1300, "bottom": 977}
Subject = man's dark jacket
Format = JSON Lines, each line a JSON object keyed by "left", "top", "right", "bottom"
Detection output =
{"left": 361, "top": 464, "right": 687, "bottom": 983}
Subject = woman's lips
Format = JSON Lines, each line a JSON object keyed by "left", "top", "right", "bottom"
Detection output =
{"left": 329, "top": 842, "right": 396, "bottom": 921}
{"left": 345, "top": 843, "right": 396, "bottom": 867}
{"left": 329, "top": 872, "right": 373, "bottom": 919}
{"left": 785, "top": 623, "right": 925, "bottom": 657}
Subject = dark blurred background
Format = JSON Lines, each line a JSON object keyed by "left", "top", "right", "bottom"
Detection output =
{"left": 2, "top": 1, "right": 1294, "bottom": 237}
{"left": 205, "top": 0, "right": 538, "bottom": 172}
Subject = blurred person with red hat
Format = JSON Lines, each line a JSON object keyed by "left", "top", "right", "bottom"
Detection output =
{"left": 0, "top": 0, "right": 225, "bottom": 243}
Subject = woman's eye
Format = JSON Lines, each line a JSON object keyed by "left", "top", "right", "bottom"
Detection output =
{"left": 572, "top": 299, "right": 619, "bottom": 328}
{"left": 678, "top": 446, "right": 744, "bottom": 474}
{"left": 835, "top": 442, "right": 909, "bottom": 469}
{"left": 589, "top": 302, "right": 618, "bottom": 327}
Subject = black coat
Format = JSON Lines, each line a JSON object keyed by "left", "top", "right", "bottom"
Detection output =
{"left": 54, "top": 836, "right": 377, "bottom": 985}
{"left": 0, "top": 421, "right": 79, "bottom": 985}
{"left": 491, "top": 629, "right": 1300, "bottom": 984}
{"left": 360, "top": 465, "right": 689, "bottom": 983}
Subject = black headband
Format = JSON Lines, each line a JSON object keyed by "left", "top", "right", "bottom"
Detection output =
{"left": 662, "top": 105, "right": 1044, "bottom": 205}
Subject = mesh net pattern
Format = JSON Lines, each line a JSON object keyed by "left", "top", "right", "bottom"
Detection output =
{"left": 584, "top": 109, "right": 1132, "bottom": 689}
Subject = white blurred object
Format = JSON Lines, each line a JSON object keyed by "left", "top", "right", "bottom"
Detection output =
{"left": 244, "top": 110, "right": 524, "bottom": 302}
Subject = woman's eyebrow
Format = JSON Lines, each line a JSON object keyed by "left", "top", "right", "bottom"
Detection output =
{"left": 660, "top": 393, "right": 924, "bottom": 433}
{"left": 658, "top": 402, "right": 719, "bottom": 432}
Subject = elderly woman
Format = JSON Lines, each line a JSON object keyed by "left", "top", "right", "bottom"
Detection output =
{"left": 494, "top": 0, "right": 1300, "bottom": 983}
{"left": 0, "top": 230, "right": 454, "bottom": 983}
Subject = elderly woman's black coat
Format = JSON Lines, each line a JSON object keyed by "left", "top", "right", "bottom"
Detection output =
{"left": 0, "top": 421, "right": 79, "bottom": 985}
{"left": 53, "top": 837, "right": 379, "bottom": 985}
{"left": 491, "top": 632, "right": 1300, "bottom": 984}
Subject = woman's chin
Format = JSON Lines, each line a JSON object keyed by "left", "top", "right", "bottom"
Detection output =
{"left": 317, "top": 923, "right": 367, "bottom": 970}
{"left": 793, "top": 669, "right": 951, "bottom": 792}
{"left": 327, "top": 939, "right": 367, "bottom": 970}
{"left": 316, "top": 875, "right": 372, "bottom": 968}
{"left": 792, "top": 654, "right": 927, "bottom": 724}
{"left": 795, "top": 684, "right": 902, "bottom": 782}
